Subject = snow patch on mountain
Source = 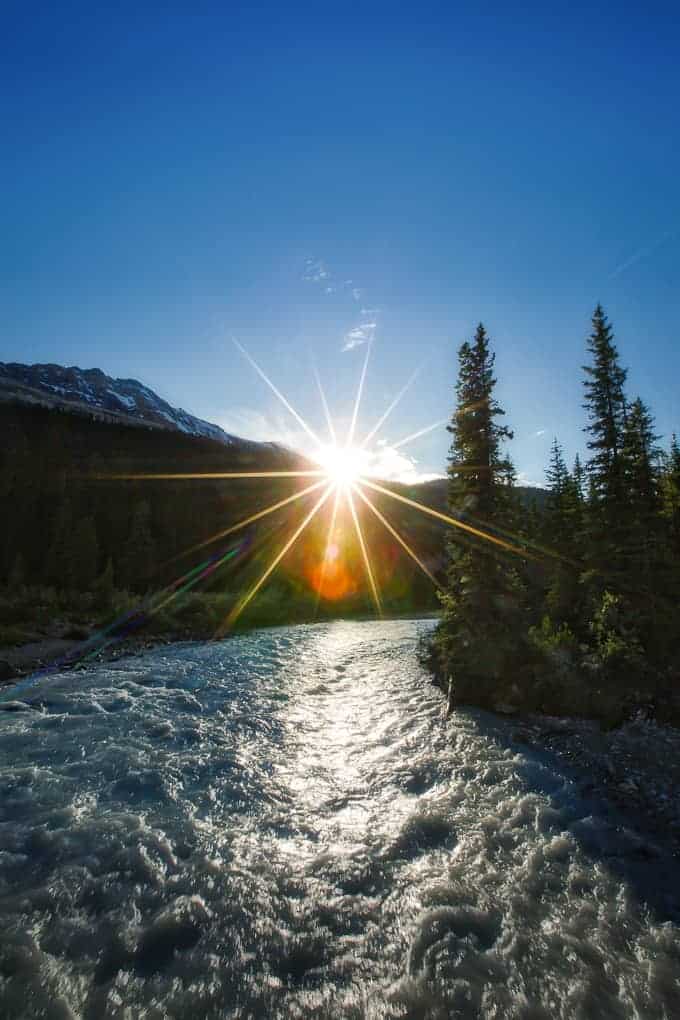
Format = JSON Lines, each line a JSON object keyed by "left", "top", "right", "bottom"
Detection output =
{"left": 0, "top": 362, "right": 238, "bottom": 446}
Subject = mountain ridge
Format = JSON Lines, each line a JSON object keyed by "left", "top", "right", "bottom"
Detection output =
{"left": 0, "top": 361, "right": 249, "bottom": 448}
{"left": 0, "top": 359, "right": 547, "bottom": 505}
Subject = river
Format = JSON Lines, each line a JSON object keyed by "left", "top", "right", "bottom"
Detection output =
{"left": 1, "top": 619, "right": 679, "bottom": 1018}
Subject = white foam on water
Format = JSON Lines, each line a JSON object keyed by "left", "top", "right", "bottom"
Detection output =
{"left": 1, "top": 619, "right": 679, "bottom": 1018}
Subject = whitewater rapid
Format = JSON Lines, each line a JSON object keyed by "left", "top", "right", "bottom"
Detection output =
{"left": 1, "top": 620, "right": 679, "bottom": 1018}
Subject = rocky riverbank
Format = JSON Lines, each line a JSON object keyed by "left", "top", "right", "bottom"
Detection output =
{"left": 511, "top": 712, "right": 680, "bottom": 856}
{"left": 0, "top": 630, "right": 186, "bottom": 691}
{"left": 430, "top": 663, "right": 680, "bottom": 856}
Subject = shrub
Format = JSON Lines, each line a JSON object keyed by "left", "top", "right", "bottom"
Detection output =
{"left": 590, "top": 590, "right": 646, "bottom": 686}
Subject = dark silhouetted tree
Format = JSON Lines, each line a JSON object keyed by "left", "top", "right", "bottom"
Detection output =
{"left": 542, "top": 440, "right": 582, "bottom": 626}
{"left": 545, "top": 439, "right": 570, "bottom": 547}
{"left": 121, "top": 500, "right": 156, "bottom": 591}
{"left": 8, "top": 552, "right": 26, "bottom": 589}
{"left": 620, "top": 397, "right": 662, "bottom": 583}
{"left": 447, "top": 323, "right": 515, "bottom": 520}
{"left": 95, "top": 556, "right": 115, "bottom": 610}
{"left": 431, "top": 323, "right": 526, "bottom": 700}
{"left": 583, "top": 305, "right": 628, "bottom": 494}
{"left": 662, "top": 434, "right": 680, "bottom": 562}
{"left": 46, "top": 497, "right": 75, "bottom": 589}
{"left": 572, "top": 454, "right": 585, "bottom": 501}
{"left": 582, "top": 305, "right": 628, "bottom": 569}
{"left": 71, "top": 516, "right": 100, "bottom": 591}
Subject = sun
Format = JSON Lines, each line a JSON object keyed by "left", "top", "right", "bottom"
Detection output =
{"left": 97, "top": 338, "right": 533, "bottom": 639}
{"left": 317, "top": 445, "right": 365, "bottom": 488}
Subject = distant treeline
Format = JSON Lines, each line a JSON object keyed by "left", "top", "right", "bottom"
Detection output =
{"left": 424, "top": 306, "right": 680, "bottom": 726}
{"left": 1, "top": 403, "right": 302, "bottom": 594}
{"left": 0, "top": 402, "right": 442, "bottom": 635}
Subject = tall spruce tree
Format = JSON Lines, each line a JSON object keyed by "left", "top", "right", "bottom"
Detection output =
{"left": 545, "top": 439, "right": 570, "bottom": 546}
{"left": 120, "top": 500, "right": 156, "bottom": 591}
{"left": 620, "top": 397, "right": 662, "bottom": 583}
{"left": 542, "top": 440, "right": 582, "bottom": 625}
{"left": 662, "top": 434, "right": 680, "bottom": 560}
{"left": 583, "top": 305, "right": 628, "bottom": 491}
{"left": 572, "top": 454, "right": 585, "bottom": 501}
{"left": 582, "top": 305, "right": 628, "bottom": 568}
{"left": 447, "top": 323, "right": 514, "bottom": 519}
{"left": 431, "top": 323, "right": 526, "bottom": 702}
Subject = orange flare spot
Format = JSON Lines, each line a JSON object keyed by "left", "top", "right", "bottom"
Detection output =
{"left": 307, "top": 555, "right": 358, "bottom": 601}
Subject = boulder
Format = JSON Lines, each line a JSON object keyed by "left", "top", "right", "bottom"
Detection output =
{"left": 494, "top": 702, "right": 519, "bottom": 715}
{"left": 0, "top": 660, "right": 16, "bottom": 684}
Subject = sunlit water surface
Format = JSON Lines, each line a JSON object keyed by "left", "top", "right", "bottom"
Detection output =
{"left": 1, "top": 620, "right": 680, "bottom": 1018}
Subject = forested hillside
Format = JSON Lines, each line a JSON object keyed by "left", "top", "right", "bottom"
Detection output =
{"left": 425, "top": 307, "right": 680, "bottom": 727}
{"left": 0, "top": 400, "right": 450, "bottom": 645}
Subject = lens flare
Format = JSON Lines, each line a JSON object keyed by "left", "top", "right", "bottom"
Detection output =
{"left": 82, "top": 338, "right": 558, "bottom": 657}
{"left": 317, "top": 445, "right": 365, "bottom": 488}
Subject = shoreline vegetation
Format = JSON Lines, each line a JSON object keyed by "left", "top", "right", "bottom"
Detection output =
{"left": 422, "top": 307, "right": 680, "bottom": 731}
{"left": 0, "top": 584, "right": 439, "bottom": 687}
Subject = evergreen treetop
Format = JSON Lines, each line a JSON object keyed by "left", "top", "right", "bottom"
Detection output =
{"left": 582, "top": 304, "right": 628, "bottom": 501}
{"left": 447, "top": 323, "right": 514, "bottom": 521}
{"left": 572, "top": 454, "right": 585, "bottom": 500}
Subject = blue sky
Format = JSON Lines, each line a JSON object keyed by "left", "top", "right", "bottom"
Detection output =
{"left": 2, "top": 3, "right": 679, "bottom": 484}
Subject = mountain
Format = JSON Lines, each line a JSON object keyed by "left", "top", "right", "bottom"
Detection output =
{"left": 0, "top": 362, "right": 243, "bottom": 447}
{"left": 410, "top": 476, "right": 548, "bottom": 511}
{"left": 0, "top": 361, "right": 548, "bottom": 508}
{"left": 0, "top": 360, "right": 546, "bottom": 631}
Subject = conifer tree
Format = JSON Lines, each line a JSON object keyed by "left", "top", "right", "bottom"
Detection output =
{"left": 583, "top": 305, "right": 628, "bottom": 495}
{"left": 431, "top": 323, "right": 526, "bottom": 700}
{"left": 95, "top": 556, "right": 115, "bottom": 611}
{"left": 8, "top": 552, "right": 25, "bottom": 590}
{"left": 542, "top": 440, "right": 582, "bottom": 625}
{"left": 543, "top": 440, "right": 583, "bottom": 553}
{"left": 582, "top": 305, "right": 628, "bottom": 568}
{"left": 46, "top": 497, "right": 75, "bottom": 590}
{"left": 662, "top": 434, "right": 680, "bottom": 560}
{"left": 620, "top": 397, "right": 662, "bottom": 581}
{"left": 572, "top": 454, "right": 585, "bottom": 501}
{"left": 523, "top": 498, "right": 542, "bottom": 545}
{"left": 71, "top": 516, "right": 100, "bottom": 591}
{"left": 545, "top": 439, "right": 570, "bottom": 545}
{"left": 121, "top": 500, "right": 156, "bottom": 591}
{"left": 447, "top": 323, "right": 514, "bottom": 521}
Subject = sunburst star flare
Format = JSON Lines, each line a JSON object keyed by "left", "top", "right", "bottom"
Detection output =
{"left": 89, "top": 342, "right": 548, "bottom": 642}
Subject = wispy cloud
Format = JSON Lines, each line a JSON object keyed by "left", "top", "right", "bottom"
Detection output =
{"left": 516, "top": 470, "right": 544, "bottom": 488}
{"left": 342, "top": 322, "right": 377, "bottom": 352}
{"left": 216, "top": 406, "right": 442, "bottom": 483}
{"left": 303, "top": 258, "right": 331, "bottom": 283}
{"left": 609, "top": 229, "right": 675, "bottom": 280}
{"left": 363, "top": 444, "right": 444, "bottom": 484}
{"left": 302, "top": 254, "right": 381, "bottom": 354}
